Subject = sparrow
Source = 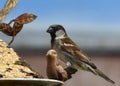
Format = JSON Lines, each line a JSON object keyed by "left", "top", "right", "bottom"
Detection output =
{"left": 0, "top": 13, "right": 37, "bottom": 45}
{"left": 46, "top": 49, "right": 77, "bottom": 81}
{"left": 46, "top": 24, "right": 115, "bottom": 84}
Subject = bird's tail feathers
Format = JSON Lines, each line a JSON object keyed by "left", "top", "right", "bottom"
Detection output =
{"left": 95, "top": 69, "right": 115, "bottom": 84}
{"left": 83, "top": 63, "right": 115, "bottom": 84}
{"left": 87, "top": 66, "right": 98, "bottom": 75}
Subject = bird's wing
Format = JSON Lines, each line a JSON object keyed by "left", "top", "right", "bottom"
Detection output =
{"left": 56, "top": 65, "right": 68, "bottom": 81}
{"left": 60, "top": 37, "right": 97, "bottom": 69}
{"left": 58, "top": 37, "right": 115, "bottom": 84}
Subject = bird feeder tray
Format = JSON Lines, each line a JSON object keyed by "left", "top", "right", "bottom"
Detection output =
{"left": 0, "top": 78, "right": 63, "bottom": 86}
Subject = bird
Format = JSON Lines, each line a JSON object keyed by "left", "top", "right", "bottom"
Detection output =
{"left": 0, "top": 13, "right": 37, "bottom": 45}
{"left": 46, "top": 49, "right": 77, "bottom": 81}
{"left": 46, "top": 24, "right": 115, "bottom": 84}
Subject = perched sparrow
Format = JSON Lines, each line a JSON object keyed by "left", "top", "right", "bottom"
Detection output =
{"left": 46, "top": 24, "right": 115, "bottom": 84}
{"left": 46, "top": 49, "right": 68, "bottom": 81}
{"left": 46, "top": 49, "right": 77, "bottom": 81}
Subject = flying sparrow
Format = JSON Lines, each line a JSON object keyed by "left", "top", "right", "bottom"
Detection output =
{"left": 0, "top": 13, "right": 37, "bottom": 45}
{"left": 46, "top": 24, "right": 115, "bottom": 84}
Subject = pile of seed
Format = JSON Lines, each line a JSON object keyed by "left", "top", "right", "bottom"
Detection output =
{"left": 0, "top": 39, "right": 43, "bottom": 78}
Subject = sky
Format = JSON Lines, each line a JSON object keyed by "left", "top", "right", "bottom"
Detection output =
{"left": 0, "top": 0, "right": 120, "bottom": 30}
{"left": 0, "top": 0, "right": 120, "bottom": 48}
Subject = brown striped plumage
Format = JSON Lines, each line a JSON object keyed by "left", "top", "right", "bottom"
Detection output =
{"left": 12, "top": 13, "right": 37, "bottom": 24}
{"left": 46, "top": 49, "right": 68, "bottom": 81}
{"left": 0, "top": 13, "right": 37, "bottom": 45}
{"left": 0, "top": 23, "right": 13, "bottom": 36}
{"left": 47, "top": 24, "right": 115, "bottom": 84}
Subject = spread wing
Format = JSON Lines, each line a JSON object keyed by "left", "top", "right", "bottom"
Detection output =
{"left": 60, "top": 36, "right": 97, "bottom": 69}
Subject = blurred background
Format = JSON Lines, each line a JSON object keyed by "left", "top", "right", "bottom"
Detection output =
{"left": 0, "top": 0, "right": 120, "bottom": 86}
